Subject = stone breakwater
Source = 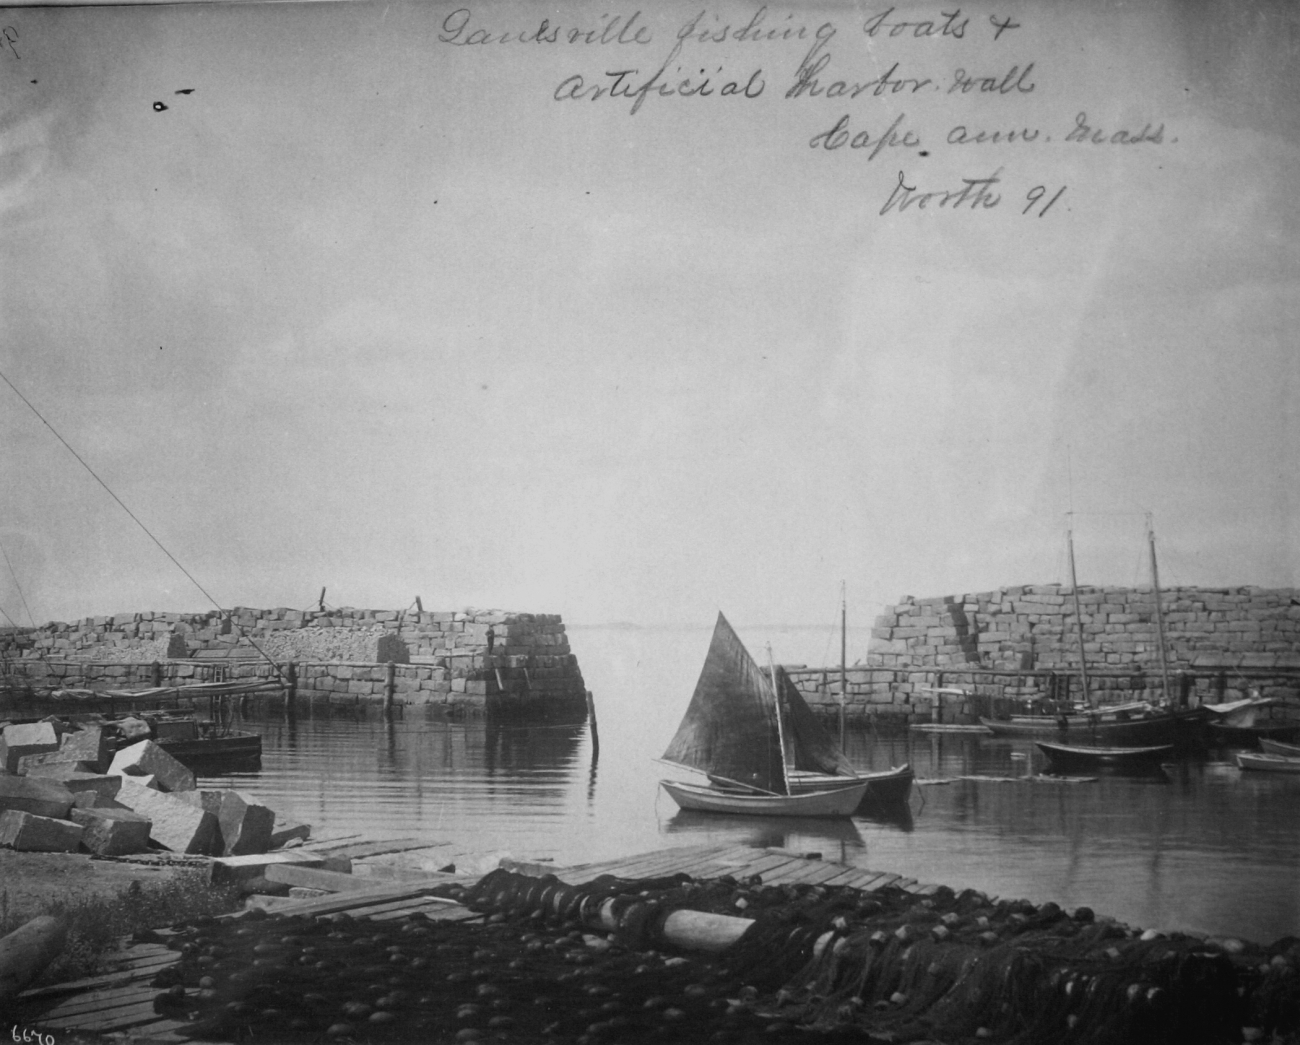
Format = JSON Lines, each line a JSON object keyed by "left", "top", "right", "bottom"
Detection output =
{"left": 868, "top": 585, "right": 1300, "bottom": 672}
{"left": 0, "top": 607, "right": 587, "bottom": 714}
{"left": 789, "top": 585, "right": 1300, "bottom": 726}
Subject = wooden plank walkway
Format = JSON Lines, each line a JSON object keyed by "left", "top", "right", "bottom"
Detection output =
{"left": 555, "top": 841, "right": 936, "bottom": 895}
{"left": 12, "top": 842, "right": 933, "bottom": 1038}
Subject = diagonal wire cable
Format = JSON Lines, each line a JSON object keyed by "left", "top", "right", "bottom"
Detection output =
{"left": 0, "top": 367, "right": 287, "bottom": 683}
{"left": 0, "top": 535, "right": 37, "bottom": 627}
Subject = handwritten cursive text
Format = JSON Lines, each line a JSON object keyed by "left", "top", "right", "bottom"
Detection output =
{"left": 879, "top": 168, "right": 1003, "bottom": 214}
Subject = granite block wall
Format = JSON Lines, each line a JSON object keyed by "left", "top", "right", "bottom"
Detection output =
{"left": 787, "top": 585, "right": 1300, "bottom": 725}
{"left": 0, "top": 607, "right": 587, "bottom": 714}
{"left": 869, "top": 585, "right": 1300, "bottom": 671}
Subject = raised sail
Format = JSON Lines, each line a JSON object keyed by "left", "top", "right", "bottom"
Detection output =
{"left": 661, "top": 612, "right": 787, "bottom": 794}
{"left": 776, "top": 666, "right": 857, "bottom": 777}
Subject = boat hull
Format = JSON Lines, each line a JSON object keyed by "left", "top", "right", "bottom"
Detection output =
{"left": 981, "top": 706, "right": 1206, "bottom": 745}
{"left": 1036, "top": 741, "right": 1173, "bottom": 772}
{"left": 1236, "top": 752, "right": 1300, "bottom": 774}
{"left": 660, "top": 778, "right": 871, "bottom": 817}
{"left": 158, "top": 731, "right": 262, "bottom": 770}
{"left": 788, "top": 765, "right": 915, "bottom": 812}
{"left": 1260, "top": 738, "right": 1300, "bottom": 757}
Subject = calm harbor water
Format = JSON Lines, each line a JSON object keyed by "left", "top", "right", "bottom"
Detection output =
{"left": 202, "top": 624, "right": 1299, "bottom": 945}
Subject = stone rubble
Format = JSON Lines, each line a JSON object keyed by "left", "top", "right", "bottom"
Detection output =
{"left": 0, "top": 717, "right": 305, "bottom": 860}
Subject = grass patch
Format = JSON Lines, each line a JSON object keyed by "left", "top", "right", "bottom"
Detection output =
{"left": 0, "top": 870, "right": 244, "bottom": 985}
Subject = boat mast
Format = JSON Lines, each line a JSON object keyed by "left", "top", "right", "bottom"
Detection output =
{"left": 1066, "top": 515, "right": 1094, "bottom": 708}
{"left": 767, "top": 643, "right": 790, "bottom": 794}
{"left": 840, "top": 582, "right": 847, "bottom": 747}
{"left": 1147, "top": 514, "right": 1173, "bottom": 707}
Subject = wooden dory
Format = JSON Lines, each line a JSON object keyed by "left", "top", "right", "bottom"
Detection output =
{"left": 1236, "top": 751, "right": 1300, "bottom": 774}
{"left": 1036, "top": 740, "right": 1174, "bottom": 772}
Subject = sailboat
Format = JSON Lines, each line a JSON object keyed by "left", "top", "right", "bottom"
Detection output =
{"left": 658, "top": 613, "right": 911, "bottom": 818}
{"left": 980, "top": 517, "right": 1207, "bottom": 747}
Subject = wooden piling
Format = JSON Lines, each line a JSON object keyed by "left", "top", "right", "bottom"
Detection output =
{"left": 286, "top": 661, "right": 298, "bottom": 711}
{"left": 586, "top": 689, "right": 599, "bottom": 755}
{"left": 150, "top": 660, "right": 162, "bottom": 688}
{"left": 384, "top": 661, "right": 396, "bottom": 710}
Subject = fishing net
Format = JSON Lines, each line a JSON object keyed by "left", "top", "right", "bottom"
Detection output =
{"left": 150, "top": 868, "right": 1300, "bottom": 1044}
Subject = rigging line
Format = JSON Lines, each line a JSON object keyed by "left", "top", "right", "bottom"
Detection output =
{"left": 1066, "top": 443, "right": 1073, "bottom": 517}
{"left": 0, "top": 367, "right": 289, "bottom": 685}
{"left": 0, "top": 368, "right": 224, "bottom": 612}
{"left": 0, "top": 599, "right": 21, "bottom": 629}
{"left": 0, "top": 536, "right": 37, "bottom": 627}
{"left": 0, "top": 577, "right": 64, "bottom": 680}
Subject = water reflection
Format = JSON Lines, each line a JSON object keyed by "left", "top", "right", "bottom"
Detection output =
{"left": 663, "top": 810, "right": 867, "bottom": 853}
{"left": 662, "top": 806, "right": 913, "bottom": 848}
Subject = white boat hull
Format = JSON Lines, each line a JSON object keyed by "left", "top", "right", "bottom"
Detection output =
{"left": 1236, "top": 752, "right": 1300, "bottom": 774}
{"left": 660, "top": 778, "right": 871, "bottom": 817}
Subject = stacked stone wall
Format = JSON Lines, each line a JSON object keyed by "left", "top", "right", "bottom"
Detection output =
{"left": 0, "top": 607, "right": 586, "bottom": 714}
{"left": 869, "top": 585, "right": 1300, "bottom": 672}
{"left": 786, "top": 585, "right": 1300, "bottom": 726}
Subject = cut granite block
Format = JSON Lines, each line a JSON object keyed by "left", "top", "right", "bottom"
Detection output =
{"left": 113, "top": 778, "right": 217, "bottom": 854}
{"left": 0, "top": 810, "right": 83, "bottom": 852}
{"left": 176, "top": 790, "right": 225, "bottom": 854}
{"left": 15, "top": 752, "right": 91, "bottom": 775}
{"left": 58, "top": 725, "right": 113, "bottom": 773}
{"left": 108, "top": 740, "right": 195, "bottom": 793}
{"left": 23, "top": 764, "right": 121, "bottom": 801}
{"left": 176, "top": 789, "right": 274, "bottom": 856}
{"left": 70, "top": 806, "right": 152, "bottom": 856}
{"left": 214, "top": 791, "right": 274, "bottom": 856}
{"left": 0, "top": 776, "right": 75, "bottom": 819}
{"left": 72, "top": 791, "right": 130, "bottom": 811}
{"left": 0, "top": 722, "right": 61, "bottom": 774}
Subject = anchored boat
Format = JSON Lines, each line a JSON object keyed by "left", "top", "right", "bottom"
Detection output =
{"left": 659, "top": 613, "right": 911, "bottom": 818}
{"left": 1036, "top": 740, "right": 1173, "bottom": 772}
{"left": 1236, "top": 751, "right": 1300, "bottom": 774}
{"left": 981, "top": 517, "right": 1208, "bottom": 748}
{"left": 1259, "top": 737, "right": 1300, "bottom": 757}
{"left": 981, "top": 703, "right": 1207, "bottom": 745}
{"left": 1205, "top": 696, "right": 1300, "bottom": 746}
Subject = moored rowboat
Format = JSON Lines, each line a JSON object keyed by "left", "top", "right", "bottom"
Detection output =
{"left": 1259, "top": 737, "right": 1300, "bottom": 757}
{"left": 660, "top": 777, "right": 871, "bottom": 817}
{"left": 787, "top": 764, "right": 915, "bottom": 808}
{"left": 1036, "top": 741, "right": 1173, "bottom": 772}
{"left": 1236, "top": 751, "right": 1300, "bottom": 774}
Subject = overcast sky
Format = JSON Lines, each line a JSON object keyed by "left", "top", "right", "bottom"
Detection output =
{"left": 0, "top": 0, "right": 1296, "bottom": 628}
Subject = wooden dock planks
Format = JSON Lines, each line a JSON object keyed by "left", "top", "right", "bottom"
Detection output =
{"left": 13, "top": 841, "right": 932, "bottom": 1037}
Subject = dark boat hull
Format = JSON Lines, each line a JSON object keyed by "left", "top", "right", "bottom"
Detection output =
{"left": 981, "top": 706, "right": 1207, "bottom": 746}
{"left": 787, "top": 764, "right": 914, "bottom": 812}
{"left": 158, "top": 731, "right": 262, "bottom": 770}
{"left": 1036, "top": 741, "right": 1173, "bottom": 772}
{"left": 857, "top": 764, "right": 914, "bottom": 811}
